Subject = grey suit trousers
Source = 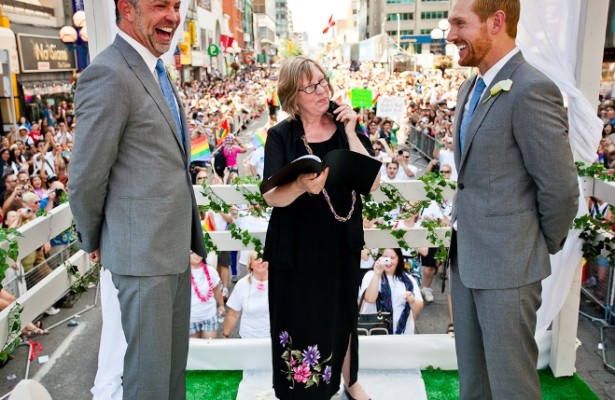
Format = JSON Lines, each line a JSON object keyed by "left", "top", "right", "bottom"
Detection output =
{"left": 111, "top": 269, "right": 191, "bottom": 400}
{"left": 451, "top": 260, "right": 542, "bottom": 400}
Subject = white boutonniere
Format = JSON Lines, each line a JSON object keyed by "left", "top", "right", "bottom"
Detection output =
{"left": 482, "top": 79, "right": 513, "bottom": 104}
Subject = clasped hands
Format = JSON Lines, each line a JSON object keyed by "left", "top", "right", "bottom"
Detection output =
{"left": 296, "top": 167, "right": 329, "bottom": 195}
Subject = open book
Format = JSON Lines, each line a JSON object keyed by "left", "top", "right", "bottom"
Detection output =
{"left": 260, "top": 149, "right": 381, "bottom": 195}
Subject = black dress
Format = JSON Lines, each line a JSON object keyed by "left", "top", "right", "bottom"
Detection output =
{"left": 263, "top": 118, "right": 373, "bottom": 400}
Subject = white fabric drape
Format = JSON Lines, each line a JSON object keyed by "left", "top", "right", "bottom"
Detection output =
{"left": 517, "top": 0, "right": 602, "bottom": 337}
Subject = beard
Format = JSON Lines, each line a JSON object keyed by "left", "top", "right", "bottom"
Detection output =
{"left": 458, "top": 24, "right": 492, "bottom": 68}
{"left": 134, "top": 5, "right": 173, "bottom": 56}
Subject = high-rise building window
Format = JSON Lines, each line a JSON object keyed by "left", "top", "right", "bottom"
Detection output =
{"left": 420, "top": 11, "right": 449, "bottom": 20}
{"left": 387, "top": 13, "right": 414, "bottom": 21}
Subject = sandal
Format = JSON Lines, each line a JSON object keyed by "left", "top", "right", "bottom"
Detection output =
{"left": 447, "top": 323, "right": 454, "bottom": 334}
{"left": 25, "top": 321, "right": 49, "bottom": 337}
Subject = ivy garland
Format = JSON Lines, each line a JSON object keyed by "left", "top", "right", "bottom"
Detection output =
{"left": 65, "top": 261, "right": 101, "bottom": 303}
{"left": 574, "top": 162, "right": 615, "bottom": 266}
{"left": 199, "top": 173, "right": 456, "bottom": 262}
{"left": 0, "top": 228, "right": 23, "bottom": 362}
{"left": 0, "top": 303, "right": 23, "bottom": 363}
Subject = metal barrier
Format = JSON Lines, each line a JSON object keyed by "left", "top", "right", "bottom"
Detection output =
{"left": 406, "top": 125, "right": 440, "bottom": 161}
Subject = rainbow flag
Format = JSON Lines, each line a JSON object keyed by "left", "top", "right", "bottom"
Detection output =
{"left": 203, "top": 212, "right": 216, "bottom": 232}
{"left": 216, "top": 119, "right": 230, "bottom": 145}
{"left": 372, "top": 93, "right": 380, "bottom": 108}
{"left": 251, "top": 128, "right": 267, "bottom": 148}
{"left": 190, "top": 136, "right": 211, "bottom": 162}
{"left": 357, "top": 116, "right": 367, "bottom": 136}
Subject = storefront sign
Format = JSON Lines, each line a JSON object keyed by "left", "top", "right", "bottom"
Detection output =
{"left": 17, "top": 34, "right": 76, "bottom": 72}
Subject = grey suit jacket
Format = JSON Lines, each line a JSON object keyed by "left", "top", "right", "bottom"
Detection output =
{"left": 452, "top": 52, "right": 579, "bottom": 290}
{"left": 68, "top": 35, "right": 206, "bottom": 276}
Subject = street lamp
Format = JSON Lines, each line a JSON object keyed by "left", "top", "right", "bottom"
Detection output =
{"left": 430, "top": 19, "right": 450, "bottom": 55}
{"left": 59, "top": 10, "right": 89, "bottom": 71}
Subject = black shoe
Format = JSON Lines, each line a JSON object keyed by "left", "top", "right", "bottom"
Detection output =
{"left": 231, "top": 276, "right": 238, "bottom": 283}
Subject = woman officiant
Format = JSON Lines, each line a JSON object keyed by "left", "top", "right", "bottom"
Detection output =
{"left": 262, "top": 56, "right": 380, "bottom": 400}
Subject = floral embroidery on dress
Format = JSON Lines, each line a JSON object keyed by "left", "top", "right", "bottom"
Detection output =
{"left": 279, "top": 331, "right": 333, "bottom": 389}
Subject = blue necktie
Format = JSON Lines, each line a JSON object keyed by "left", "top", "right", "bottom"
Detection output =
{"left": 156, "top": 59, "right": 184, "bottom": 146}
{"left": 459, "top": 77, "right": 486, "bottom": 153}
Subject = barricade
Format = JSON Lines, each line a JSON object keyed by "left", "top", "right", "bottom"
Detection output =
{"left": 406, "top": 125, "right": 440, "bottom": 161}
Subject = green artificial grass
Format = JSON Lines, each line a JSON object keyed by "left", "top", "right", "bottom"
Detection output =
{"left": 421, "top": 368, "right": 600, "bottom": 400}
{"left": 186, "top": 370, "right": 242, "bottom": 400}
{"left": 186, "top": 368, "right": 599, "bottom": 399}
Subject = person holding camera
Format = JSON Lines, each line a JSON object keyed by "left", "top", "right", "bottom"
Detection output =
{"left": 359, "top": 248, "right": 423, "bottom": 335}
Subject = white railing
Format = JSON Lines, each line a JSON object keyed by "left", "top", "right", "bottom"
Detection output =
{"left": 1, "top": 178, "right": 611, "bottom": 374}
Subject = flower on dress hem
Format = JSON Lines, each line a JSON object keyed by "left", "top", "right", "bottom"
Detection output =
{"left": 323, "top": 366, "right": 332, "bottom": 384}
{"left": 482, "top": 79, "right": 513, "bottom": 104}
{"left": 293, "top": 363, "right": 312, "bottom": 383}
{"left": 279, "top": 331, "right": 289, "bottom": 346}
{"left": 302, "top": 345, "right": 321, "bottom": 367}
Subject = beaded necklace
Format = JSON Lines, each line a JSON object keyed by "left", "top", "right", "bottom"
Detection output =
{"left": 301, "top": 135, "right": 356, "bottom": 222}
{"left": 191, "top": 262, "right": 214, "bottom": 302}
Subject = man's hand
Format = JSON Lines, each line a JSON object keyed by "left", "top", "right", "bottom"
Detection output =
{"left": 89, "top": 249, "right": 101, "bottom": 263}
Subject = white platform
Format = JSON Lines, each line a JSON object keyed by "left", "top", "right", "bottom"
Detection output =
{"left": 236, "top": 369, "right": 427, "bottom": 400}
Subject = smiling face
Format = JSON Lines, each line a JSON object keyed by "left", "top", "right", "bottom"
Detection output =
{"left": 190, "top": 251, "right": 203, "bottom": 267}
{"left": 118, "top": 0, "right": 181, "bottom": 57}
{"left": 250, "top": 257, "right": 269, "bottom": 276}
{"left": 447, "top": 0, "right": 493, "bottom": 72}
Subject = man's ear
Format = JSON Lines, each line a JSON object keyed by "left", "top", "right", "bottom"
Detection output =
{"left": 117, "top": 0, "right": 136, "bottom": 23}
{"left": 489, "top": 10, "right": 506, "bottom": 35}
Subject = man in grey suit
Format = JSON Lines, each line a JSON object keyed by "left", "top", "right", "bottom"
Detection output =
{"left": 68, "top": 0, "right": 205, "bottom": 399}
{"left": 448, "top": 1, "right": 579, "bottom": 399}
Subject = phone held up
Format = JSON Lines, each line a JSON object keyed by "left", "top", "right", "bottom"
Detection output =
{"left": 327, "top": 101, "right": 339, "bottom": 114}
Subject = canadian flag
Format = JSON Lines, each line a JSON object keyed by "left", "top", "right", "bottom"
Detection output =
{"left": 220, "top": 34, "right": 234, "bottom": 49}
{"left": 323, "top": 15, "right": 335, "bottom": 34}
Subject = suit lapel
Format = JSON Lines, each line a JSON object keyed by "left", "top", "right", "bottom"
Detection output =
{"left": 454, "top": 77, "right": 474, "bottom": 165}
{"left": 113, "top": 37, "right": 187, "bottom": 160}
{"left": 458, "top": 52, "right": 525, "bottom": 169}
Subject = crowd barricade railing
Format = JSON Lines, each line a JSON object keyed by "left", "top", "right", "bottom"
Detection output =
{"left": 0, "top": 179, "right": 604, "bottom": 374}
{"left": 406, "top": 125, "right": 440, "bottom": 161}
{"left": 0, "top": 203, "right": 92, "bottom": 348}
{"left": 195, "top": 181, "right": 456, "bottom": 249}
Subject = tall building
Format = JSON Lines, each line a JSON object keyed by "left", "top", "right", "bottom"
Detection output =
{"left": 368, "top": 0, "right": 451, "bottom": 54}
{"left": 275, "top": 0, "right": 292, "bottom": 41}
{"left": 253, "top": 0, "right": 277, "bottom": 63}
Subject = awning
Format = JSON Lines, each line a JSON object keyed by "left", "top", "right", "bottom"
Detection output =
{"left": 0, "top": 27, "right": 20, "bottom": 73}
{"left": 260, "top": 39, "right": 274, "bottom": 45}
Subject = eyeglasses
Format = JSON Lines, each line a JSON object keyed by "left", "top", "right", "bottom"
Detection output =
{"left": 297, "top": 78, "right": 329, "bottom": 94}
{"left": 19, "top": 178, "right": 28, "bottom": 182}
{"left": 440, "top": 170, "right": 452, "bottom": 174}
{"left": 374, "top": 148, "right": 382, "bottom": 151}
{"left": 7, "top": 179, "right": 17, "bottom": 183}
